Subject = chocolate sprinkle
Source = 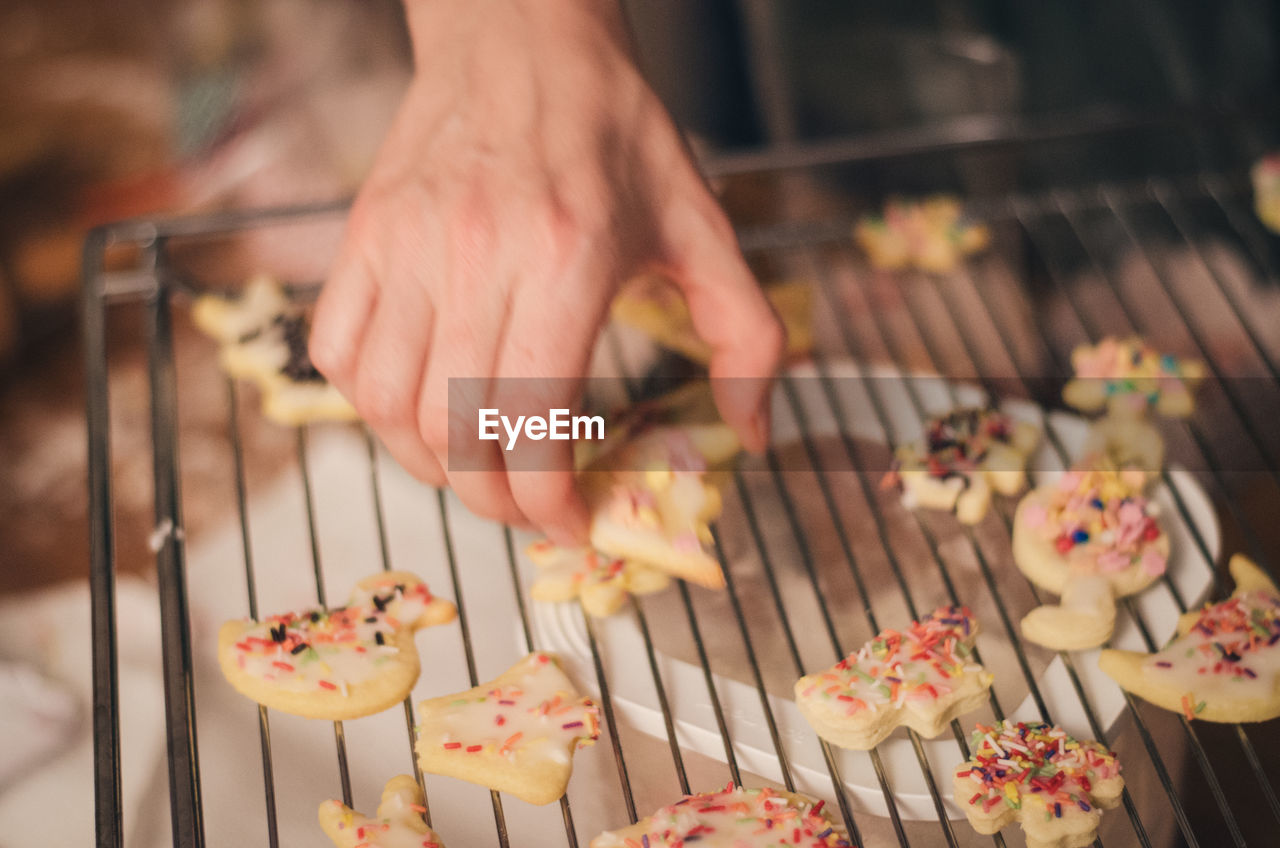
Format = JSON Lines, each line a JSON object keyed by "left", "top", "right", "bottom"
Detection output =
{"left": 277, "top": 313, "right": 326, "bottom": 383}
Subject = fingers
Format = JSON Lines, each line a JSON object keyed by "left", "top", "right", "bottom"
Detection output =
{"left": 665, "top": 199, "right": 783, "bottom": 452}
{"left": 352, "top": 287, "right": 445, "bottom": 486}
{"left": 310, "top": 229, "right": 380, "bottom": 399}
{"left": 492, "top": 265, "right": 603, "bottom": 546}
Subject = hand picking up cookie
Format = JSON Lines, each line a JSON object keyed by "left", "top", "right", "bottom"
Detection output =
{"left": 218, "top": 572, "right": 456, "bottom": 720}
{"left": 1100, "top": 554, "right": 1280, "bottom": 723}
{"left": 854, "top": 195, "right": 990, "bottom": 273}
{"left": 882, "top": 407, "right": 1039, "bottom": 525}
{"left": 954, "top": 720, "right": 1122, "bottom": 848}
{"left": 576, "top": 384, "right": 741, "bottom": 589}
{"left": 1014, "top": 468, "right": 1168, "bottom": 651}
{"left": 795, "top": 605, "right": 992, "bottom": 750}
{"left": 1062, "top": 336, "right": 1205, "bottom": 419}
{"left": 414, "top": 652, "right": 598, "bottom": 805}
{"left": 611, "top": 274, "right": 814, "bottom": 364}
{"left": 590, "top": 783, "right": 852, "bottom": 848}
{"left": 319, "top": 775, "right": 446, "bottom": 848}
{"left": 526, "top": 541, "right": 671, "bottom": 617}
{"left": 192, "top": 275, "right": 358, "bottom": 426}
{"left": 1252, "top": 152, "right": 1280, "bottom": 234}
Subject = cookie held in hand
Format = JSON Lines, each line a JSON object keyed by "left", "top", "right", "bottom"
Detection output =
{"left": 1099, "top": 554, "right": 1280, "bottom": 723}
{"left": 954, "top": 720, "right": 1123, "bottom": 848}
{"left": 414, "top": 652, "right": 599, "bottom": 805}
{"left": 795, "top": 605, "right": 992, "bottom": 750}
{"left": 527, "top": 541, "right": 671, "bottom": 617}
{"left": 319, "top": 775, "right": 446, "bottom": 848}
{"left": 883, "top": 407, "right": 1038, "bottom": 525}
{"left": 590, "top": 783, "right": 852, "bottom": 848}
{"left": 218, "top": 572, "right": 456, "bottom": 720}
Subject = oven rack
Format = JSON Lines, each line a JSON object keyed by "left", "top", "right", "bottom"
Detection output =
{"left": 85, "top": 156, "right": 1280, "bottom": 846}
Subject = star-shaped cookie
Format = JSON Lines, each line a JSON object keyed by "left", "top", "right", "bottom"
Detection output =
{"left": 526, "top": 541, "right": 671, "bottom": 617}
{"left": 319, "top": 775, "right": 445, "bottom": 848}
{"left": 591, "top": 783, "right": 853, "bottom": 848}
{"left": 882, "top": 407, "right": 1039, "bottom": 525}
{"left": 414, "top": 652, "right": 599, "bottom": 805}
{"left": 954, "top": 720, "right": 1123, "bottom": 848}
{"left": 218, "top": 571, "right": 456, "bottom": 720}
{"left": 795, "top": 605, "right": 992, "bottom": 750}
{"left": 1099, "top": 554, "right": 1280, "bottom": 723}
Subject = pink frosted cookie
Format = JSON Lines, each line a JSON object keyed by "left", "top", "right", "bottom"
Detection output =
{"left": 1252, "top": 152, "right": 1280, "bottom": 234}
{"left": 882, "top": 407, "right": 1039, "bottom": 525}
{"left": 854, "top": 195, "right": 990, "bottom": 273}
{"left": 1013, "top": 469, "right": 1168, "bottom": 651}
{"left": 414, "top": 652, "right": 599, "bottom": 805}
{"left": 526, "top": 541, "right": 671, "bottom": 617}
{"left": 218, "top": 572, "right": 457, "bottom": 720}
{"left": 1100, "top": 554, "right": 1280, "bottom": 723}
{"left": 954, "top": 720, "right": 1123, "bottom": 848}
{"left": 1063, "top": 336, "right": 1204, "bottom": 419}
{"left": 591, "top": 783, "right": 853, "bottom": 848}
{"left": 795, "top": 605, "right": 992, "bottom": 750}
{"left": 319, "top": 775, "right": 446, "bottom": 848}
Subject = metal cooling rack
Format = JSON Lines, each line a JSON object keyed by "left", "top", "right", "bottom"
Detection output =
{"left": 86, "top": 139, "right": 1280, "bottom": 847}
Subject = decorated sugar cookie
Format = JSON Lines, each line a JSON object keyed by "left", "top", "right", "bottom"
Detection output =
{"left": 612, "top": 274, "right": 813, "bottom": 364}
{"left": 526, "top": 541, "right": 671, "bottom": 617}
{"left": 1253, "top": 152, "right": 1280, "bottom": 234}
{"left": 854, "top": 195, "right": 990, "bottom": 273}
{"left": 579, "top": 384, "right": 741, "bottom": 589}
{"left": 590, "top": 783, "right": 852, "bottom": 848}
{"left": 192, "top": 275, "right": 357, "bottom": 426}
{"left": 795, "top": 605, "right": 992, "bottom": 750}
{"left": 1081, "top": 415, "right": 1165, "bottom": 474}
{"left": 1013, "top": 469, "right": 1168, "bottom": 651}
{"left": 882, "top": 407, "right": 1039, "bottom": 525}
{"left": 218, "top": 572, "right": 456, "bottom": 720}
{"left": 414, "top": 652, "right": 599, "bottom": 805}
{"left": 1099, "top": 555, "right": 1280, "bottom": 723}
{"left": 954, "top": 720, "right": 1123, "bottom": 848}
{"left": 319, "top": 775, "right": 446, "bottom": 848}
{"left": 1062, "top": 336, "right": 1204, "bottom": 419}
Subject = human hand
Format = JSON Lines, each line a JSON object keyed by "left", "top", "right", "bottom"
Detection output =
{"left": 308, "top": 0, "right": 783, "bottom": 545}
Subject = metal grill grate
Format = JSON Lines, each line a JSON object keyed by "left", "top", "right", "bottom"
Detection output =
{"left": 85, "top": 152, "right": 1280, "bottom": 847}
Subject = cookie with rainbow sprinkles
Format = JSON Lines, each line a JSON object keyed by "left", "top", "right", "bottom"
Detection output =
{"left": 854, "top": 195, "right": 990, "bottom": 273}
{"left": 1063, "top": 336, "right": 1204, "bottom": 419}
{"left": 319, "top": 775, "right": 446, "bottom": 848}
{"left": 218, "top": 571, "right": 456, "bottom": 720}
{"left": 414, "top": 652, "right": 599, "bottom": 805}
{"left": 1100, "top": 554, "right": 1280, "bottom": 723}
{"left": 526, "top": 541, "right": 671, "bottom": 617}
{"left": 1252, "top": 152, "right": 1280, "bottom": 234}
{"left": 1013, "top": 467, "right": 1168, "bottom": 651}
{"left": 795, "top": 604, "right": 992, "bottom": 750}
{"left": 953, "top": 720, "right": 1123, "bottom": 848}
{"left": 590, "top": 783, "right": 852, "bottom": 848}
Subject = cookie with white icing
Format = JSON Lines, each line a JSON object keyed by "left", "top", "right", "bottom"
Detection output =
{"left": 1252, "top": 152, "right": 1280, "bottom": 234}
{"left": 1081, "top": 415, "right": 1165, "bottom": 474}
{"left": 612, "top": 274, "right": 814, "bottom": 363}
{"left": 414, "top": 652, "right": 599, "bottom": 805}
{"left": 581, "top": 384, "right": 740, "bottom": 589}
{"left": 218, "top": 571, "right": 456, "bottom": 720}
{"left": 1063, "top": 336, "right": 1204, "bottom": 419}
{"left": 1099, "top": 554, "right": 1280, "bottom": 723}
{"left": 192, "top": 275, "right": 357, "bottom": 426}
{"left": 854, "top": 195, "right": 990, "bottom": 273}
{"left": 954, "top": 720, "right": 1123, "bottom": 848}
{"left": 526, "top": 541, "right": 671, "bottom": 617}
{"left": 1013, "top": 469, "right": 1168, "bottom": 651}
{"left": 319, "top": 775, "right": 446, "bottom": 848}
{"left": 883, "top": 407, "right": 1039, "bottom": 525}
{"left": 591, "top": 783, "right": 852, "bottom": 848}
{"left": 795, "top": 605, "right": 992, "bottom": 750}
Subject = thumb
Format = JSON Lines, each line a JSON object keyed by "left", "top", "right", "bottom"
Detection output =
{"left": 664, "top": 203, "right": 783, "bottom": 452}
